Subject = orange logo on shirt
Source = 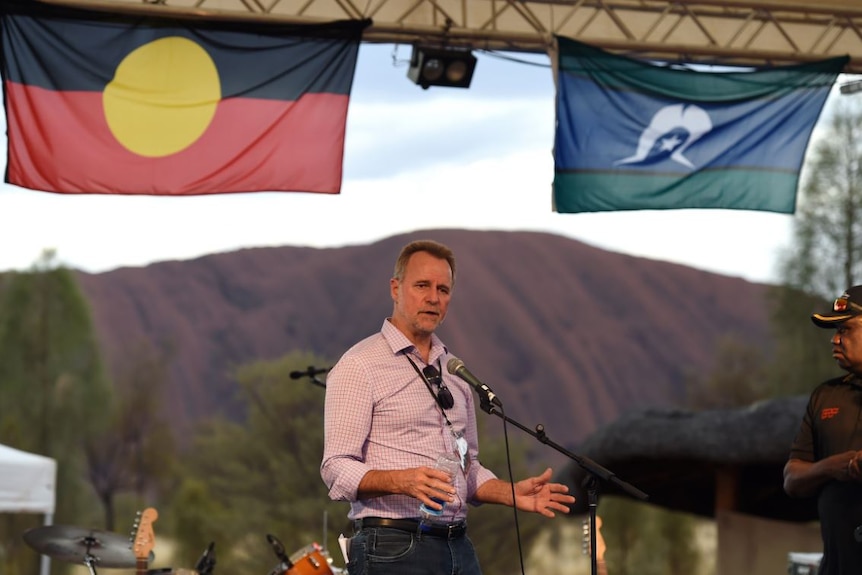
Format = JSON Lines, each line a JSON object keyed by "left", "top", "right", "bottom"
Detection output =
{"left": 821, "top": 407, "right": 840, "bottom": 419}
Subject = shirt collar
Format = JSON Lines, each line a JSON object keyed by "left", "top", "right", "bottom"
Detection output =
{"left": 380, "top": 318, "right": 449, "bottom": 364}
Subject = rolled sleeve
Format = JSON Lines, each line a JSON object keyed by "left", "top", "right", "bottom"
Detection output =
{"left": 467, "top": 465, "right": 499, "bottom": 505}
{"left": 321, "top": 355, "right": 374, "bottom": 502}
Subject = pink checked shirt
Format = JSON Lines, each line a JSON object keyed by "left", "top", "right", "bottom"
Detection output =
{"left": 320, "top": 319, "right": 497, "bottom": 521}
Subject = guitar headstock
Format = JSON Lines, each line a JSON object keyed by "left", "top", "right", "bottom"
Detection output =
{"left": 582, "top": 515, "right": 606, "bottom": 561}
{"left": 131, "top": 508, "right": 158, "bottom": 566}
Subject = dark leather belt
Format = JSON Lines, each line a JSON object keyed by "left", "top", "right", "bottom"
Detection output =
{"left": 354, "top": 517, "right": 467, "bottom": 539}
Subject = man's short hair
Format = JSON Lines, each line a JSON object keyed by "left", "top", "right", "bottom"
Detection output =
{"left": 393, "top": 240, "right": 456, "bottom": 284}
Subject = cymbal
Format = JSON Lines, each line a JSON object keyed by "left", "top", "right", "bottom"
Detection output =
{"left": 23, "top": 524, "right": 154, "bottom": 568}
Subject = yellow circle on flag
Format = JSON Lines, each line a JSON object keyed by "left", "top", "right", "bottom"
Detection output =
{"left": 104, "top": 36, "right": 220, "bottom": 157}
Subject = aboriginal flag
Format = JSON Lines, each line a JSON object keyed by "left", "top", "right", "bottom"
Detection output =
{"left": 0, "top": 0, "right": 368, "bottom": 195}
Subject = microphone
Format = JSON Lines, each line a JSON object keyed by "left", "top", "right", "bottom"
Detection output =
{"left": 289, "top": 366, "right": 328, "bottom": 380}
{"left": 447, "top": 357, "right": 503, "bottom": 407}
{"left": 194, "top": 542, "right": 216, "bottom": 575}
{"left": 266, "top": 533, "right": 293, "bottom": 570}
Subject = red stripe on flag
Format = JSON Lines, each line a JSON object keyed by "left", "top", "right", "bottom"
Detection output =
{"left": 5, "top": 81, "right": 349, "bottom": 195}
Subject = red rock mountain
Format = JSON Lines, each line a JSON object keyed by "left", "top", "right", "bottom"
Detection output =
{"left": 74, "top": 230, "right": 772, "bottom": 464}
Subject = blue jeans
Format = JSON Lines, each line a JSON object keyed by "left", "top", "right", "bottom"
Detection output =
{"left": 347, "top": 526, "right": 483, "bottom": 575}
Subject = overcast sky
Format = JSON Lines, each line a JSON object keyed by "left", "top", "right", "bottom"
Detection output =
{"left": 0, "top": 43, "right": 806, "bottom": 283}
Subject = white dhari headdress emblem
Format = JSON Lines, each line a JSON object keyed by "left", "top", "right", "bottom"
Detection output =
{"left": 615, "top": 104, "right": 712, "bottom": 169}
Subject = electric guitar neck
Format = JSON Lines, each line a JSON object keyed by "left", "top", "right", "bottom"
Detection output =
{"left": 132, "top": 508, "right": 158, "bottom": 575}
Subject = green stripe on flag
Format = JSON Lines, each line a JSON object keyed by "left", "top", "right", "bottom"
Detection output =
{"left": 553, "top": 169, "right": 799, "bottom": 214}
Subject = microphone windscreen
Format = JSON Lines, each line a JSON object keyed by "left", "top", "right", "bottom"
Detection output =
{"left": 447, "top": 357, "right": 464, "bottom": 375}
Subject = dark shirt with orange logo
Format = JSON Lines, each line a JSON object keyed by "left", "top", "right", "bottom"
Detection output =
{"left": 790, "top": 375, "right": 862, "bottom": 575}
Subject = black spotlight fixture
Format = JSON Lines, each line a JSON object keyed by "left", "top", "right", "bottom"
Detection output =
{"left": 407, "top": 46, "right": 477, "bottom": 89}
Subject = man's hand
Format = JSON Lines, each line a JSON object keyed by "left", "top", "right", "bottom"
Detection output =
{"left": 357, "top": 467, "right": 455, "bottom": 510}
{"left": 513, "top": 468, "right": 576, "bottom": 517}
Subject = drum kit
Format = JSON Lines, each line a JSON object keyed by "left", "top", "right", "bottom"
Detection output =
{"left": 21, "top": 507, "right": 345, "bottom": 575}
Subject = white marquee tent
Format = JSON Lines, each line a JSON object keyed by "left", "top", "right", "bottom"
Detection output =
{"left": 0, "top": 443, "right": 57, "bottom": 575}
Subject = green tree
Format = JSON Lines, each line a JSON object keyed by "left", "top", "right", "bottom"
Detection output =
{"left": 780, "top": 98, "right": 862, "bottom": 298}
{"left": 767, "top": 97, "right": 862, "bottom": 396}
{"left": 0, "top": 251, "right": 113, "bottom": 574}
{"left": 84, "top": 341, "right": 177, "bottom": 531}
{"left": 684, "top": 100, "right": 862, "bottom": 406}
{"left": 684, "top": 335, "right": 771, "bottom": 409}
{"left": 168, "top": 351, "right": 345, "bottom": 574}
{"left": 764, "top": 285, "right": 841, "bottom": 397}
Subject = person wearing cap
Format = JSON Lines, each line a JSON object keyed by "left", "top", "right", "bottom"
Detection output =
{"left": 784, "top": 286, "right": 862, "bottom": 575}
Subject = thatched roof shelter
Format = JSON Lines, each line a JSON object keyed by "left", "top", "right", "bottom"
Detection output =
{"left": 558, "top": 395, "right": 818, "bottom": 522}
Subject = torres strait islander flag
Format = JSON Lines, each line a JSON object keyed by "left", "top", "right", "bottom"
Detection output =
{"left": 0, "top": 1, "right": 368, "bottom": 195}
{"left": 552, "top": 36, "right": 848, "bottom": 214}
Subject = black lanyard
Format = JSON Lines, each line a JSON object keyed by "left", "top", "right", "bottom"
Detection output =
{"left": 405, "top": 352, "right": 470, "bottom": 475}
{"left": 405, "top": 354, "right": 454, "bottom": 427}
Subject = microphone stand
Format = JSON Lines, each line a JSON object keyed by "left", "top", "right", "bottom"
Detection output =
{"left": 477, "top": 398, "right": 648, "bottom": 575}
{"left": 194, "top": 542, "right": 216, "bottom": 575}
{"left": 290, "top": 366, "right": 329, "bottom": 388}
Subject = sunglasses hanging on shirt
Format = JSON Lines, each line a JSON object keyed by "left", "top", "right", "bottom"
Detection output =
{"left": 422, "top": 364, "right": 454, "bottom": 409}
{"left": 406, "top": 354, "right": 470, "bottom": 473}
{"left": 406, "top": 355, "right": 454, "bottom": 410}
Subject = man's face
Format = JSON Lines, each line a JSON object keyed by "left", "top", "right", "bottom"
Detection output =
{"left": 390, "top": 251, "right": 453, "bottom": 341}
{"left": 832, "top": 316, "right": 862, "bottom": 373}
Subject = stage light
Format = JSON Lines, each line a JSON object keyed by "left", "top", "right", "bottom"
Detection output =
{"left": 407, "top": 46, "right": 477, "bottom": 89}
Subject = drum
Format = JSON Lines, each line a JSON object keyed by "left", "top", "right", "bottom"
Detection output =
{"left": 286, "top": 544, "right": 334, "bottom": 575}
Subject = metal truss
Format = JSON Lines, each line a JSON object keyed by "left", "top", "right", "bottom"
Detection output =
{"left": 48, "top": 0, "right": 862, "bottom": 72}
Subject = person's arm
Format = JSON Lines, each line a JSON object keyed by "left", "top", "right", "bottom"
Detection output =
{"left": 784, "top": 451, "right": 859, "bottom": 497}
{"left": 473, "top": 468, "right": 575, "bottom": 517}
{"left": 321, "top": 357, "right": 376, "bottom": 502}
